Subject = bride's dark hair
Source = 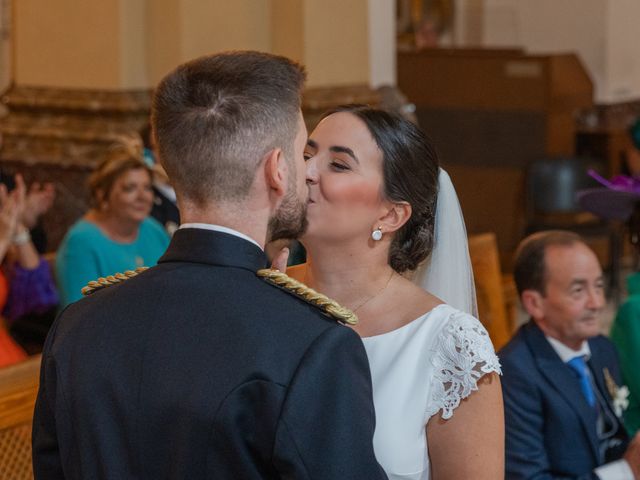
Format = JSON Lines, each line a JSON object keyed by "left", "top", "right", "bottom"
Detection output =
{"left": 321, "top": 105, "right": 440, "bottom": 272}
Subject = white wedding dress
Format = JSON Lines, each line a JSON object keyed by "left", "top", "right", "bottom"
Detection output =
{"left": 362, "top": 303, "right": 501, "bottom": 480}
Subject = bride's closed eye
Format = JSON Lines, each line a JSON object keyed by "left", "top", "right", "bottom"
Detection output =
{"left": 330, "top": 161, "right": 350, "bottom": 172}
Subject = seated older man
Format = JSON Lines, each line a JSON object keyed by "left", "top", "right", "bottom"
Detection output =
{"left": 500, "top": 230, "right": 640, "bottom": 479}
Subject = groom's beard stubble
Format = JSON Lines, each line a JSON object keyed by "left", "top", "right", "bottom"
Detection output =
{"left": 267, "top": 183, "right": 308, "bottom": 243}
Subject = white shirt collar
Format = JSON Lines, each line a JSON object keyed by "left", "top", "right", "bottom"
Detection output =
{"left": 179, "top": 223, "right": 262, "bottom": 250}
{"left": 546, "top": 335, "right": 592, "bottom": 363}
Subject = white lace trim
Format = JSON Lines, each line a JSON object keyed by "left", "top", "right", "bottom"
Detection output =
{"left": 426, "top": 311, "right": 502, "bottom": 420}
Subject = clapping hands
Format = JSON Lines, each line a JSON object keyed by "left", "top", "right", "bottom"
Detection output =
{"left": 0, "top": 174, "right": 25, "bottom": 258}
{"left": 21, "top": 181, "right": 55, "bottom": 230}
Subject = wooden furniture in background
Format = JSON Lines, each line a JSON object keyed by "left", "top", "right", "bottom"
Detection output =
{"left": 398, "top": 49, "right": 594, "bottom": 267}
{"left": 576, "top": 126, "right": 632, "bottom": 177}
{"left": 0, "top": 355, "right": 41, "bottom": 480}
{"left": 501, "top": 274, "right": 519, "bottom": 334}
{"left": 468, "top": 233, "right": 514, "bottom": 350}
{"left": 576, "top": 99, "right": 640, "bottom": 176}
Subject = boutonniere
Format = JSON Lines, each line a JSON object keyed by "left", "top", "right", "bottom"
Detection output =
{"left": 603, "top": 367, "right": 629, "bottom": 417}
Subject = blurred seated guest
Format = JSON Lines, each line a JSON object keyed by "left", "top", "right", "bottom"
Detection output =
{"left": 579, "top": 173, "right": 640, "bottom": 436}
{"left": 2, "top": 175, "right": 58, "bottom": 352}
{"left": 500, "top": 231, "right": 640, "bottom": 479}
{"left": 21, "top": 179, "right": 55, "bottom": 253}
{"left": 0, "top": 167, "right": 55, "bottom": 253}
{"left": 141, "top": 124, "right": 180, "bottom": 235}
{"left": 56, "top": 154, "right": 170, "bottom": 307}
{"left": 0, "top": 177, "right": 31, "bottom": 365}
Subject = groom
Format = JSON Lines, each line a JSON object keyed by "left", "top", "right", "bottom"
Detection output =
{"left": 32, "top": 52, "right": 387, "bottom": 479}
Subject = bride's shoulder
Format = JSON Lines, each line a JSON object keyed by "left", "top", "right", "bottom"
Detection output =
{"left": 422, "top": 303, "right": 495, "bottom": 352}
{"left": 425, "top": 306, "right": 502, "bottom": 420}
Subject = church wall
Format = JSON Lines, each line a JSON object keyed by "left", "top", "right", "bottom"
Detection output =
{"left": 177, "top": 0, "right": 271, "bottom": 68}
{"left": 146, "top": 0, "right": 182, "bottom": 86}
{"left": 472, "top": 0, "right": 640, "bottom": 103}
{"left": 303, "top": 0, "right": 370, "bottom": 87}
{"left": 14, "top": 0, "right": 123, "bottom": 89}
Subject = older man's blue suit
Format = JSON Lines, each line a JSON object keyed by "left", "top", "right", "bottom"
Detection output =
{"left": 500, "top": 321, "right": 629, "bottom": 480}
{"left": 32, "top": 228, "right": 387, "bottom": 479}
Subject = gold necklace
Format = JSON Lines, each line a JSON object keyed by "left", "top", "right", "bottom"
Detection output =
{"left": 351, "top": 270, "right": 396, "bottom": 313}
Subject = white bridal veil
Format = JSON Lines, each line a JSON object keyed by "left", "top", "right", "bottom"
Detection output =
{"left": 409, "top": 168, "right": 478, "bottom": 317}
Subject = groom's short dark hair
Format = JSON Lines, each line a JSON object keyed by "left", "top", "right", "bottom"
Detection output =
{"left": 151, "top": 51, "right": 306, "bottom": 206}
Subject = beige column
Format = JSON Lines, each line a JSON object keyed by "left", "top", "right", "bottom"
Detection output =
{"left": 148, "top": 0, "right": 272, "bottom": 85}
{"left": 271, "top": 0, "right": 373, "bottom": 88}
{"left": 13, "top": 0, "right": 147, "bottom": 89}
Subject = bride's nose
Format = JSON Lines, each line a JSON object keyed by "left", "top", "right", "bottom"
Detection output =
{"left": 305, "top": 156, "right": 318, "bottom": 184}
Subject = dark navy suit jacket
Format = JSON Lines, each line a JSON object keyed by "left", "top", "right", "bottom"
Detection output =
{"left": 500, "top": 321, "right": 629, "bottom": 480}
{"left": 33, "top": 228, "right": 387, "bottom": 479}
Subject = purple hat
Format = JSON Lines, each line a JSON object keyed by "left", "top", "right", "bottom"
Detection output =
{"left": 577, "top": 170, "right": 640, "bottom": 221}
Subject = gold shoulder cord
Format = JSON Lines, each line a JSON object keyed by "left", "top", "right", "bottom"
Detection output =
{"left": 81, "top": 267, "right": 357, "bottom": 325}
{"left": 81, "top": 267, "right": 149, "bottom": 296}
{"left": 256, "top": 268, "right": 358, "bottom": 326}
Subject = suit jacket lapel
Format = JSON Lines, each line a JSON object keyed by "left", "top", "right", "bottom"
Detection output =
{"left": 588, "top": 349, "right": 612, "bottom": 410}
{"left": 587, "top": 341, "right": 623, "bottom": 431}
{"left": 158, "top": 227, "right": 268, "bottom": 272}
{"left": 524, "top": 322, "right": 600, "bottom": 462}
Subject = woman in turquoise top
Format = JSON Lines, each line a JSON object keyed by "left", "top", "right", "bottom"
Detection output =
{"left": 56, "top": 155, "right": 170, "bottom": 307}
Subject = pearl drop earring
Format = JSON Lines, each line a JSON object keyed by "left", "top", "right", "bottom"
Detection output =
{"left": 371, "top": 227, "right": 383, "bottom": 241}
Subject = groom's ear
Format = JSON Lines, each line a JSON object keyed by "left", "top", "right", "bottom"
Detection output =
{"left": 377, "top": 201, "right": 412, "bottom": 234}
{"left": 263, "top": 148, "right": 287, "bottom": 201}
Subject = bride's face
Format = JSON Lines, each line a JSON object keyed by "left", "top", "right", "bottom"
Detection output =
{"left": 303, "top": 112, "right": 386, "bottom": 244}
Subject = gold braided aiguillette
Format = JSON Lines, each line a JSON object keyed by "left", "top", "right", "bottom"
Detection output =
{"left": 81, "top": 267, "right": 149, "bottom": 296}
{"left": 256, "top": 268, "right": 358, "bottom": 325}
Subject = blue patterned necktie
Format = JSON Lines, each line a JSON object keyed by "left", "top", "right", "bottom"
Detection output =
{"left": 567, "top": 356, "right": 596, "bottom": 407}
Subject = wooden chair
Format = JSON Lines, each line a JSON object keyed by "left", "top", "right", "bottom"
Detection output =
{"left": 468, "top": 233, "right": 514, "bottom": 350}
{"left": 0, "top": 355, "right": 41, "bottom": 480}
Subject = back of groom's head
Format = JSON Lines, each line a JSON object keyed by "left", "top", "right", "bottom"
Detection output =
{"left": 151, "top": 51, "right": 306, "bottom": 207}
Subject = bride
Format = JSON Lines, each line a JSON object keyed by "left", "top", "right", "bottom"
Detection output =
{"left": 285, "top": 105, "right": 504, "bottom": 479}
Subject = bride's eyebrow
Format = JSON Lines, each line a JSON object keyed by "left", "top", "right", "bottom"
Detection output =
{"left": 329, "top": 146, "right": 359, "bottom": 164}
{"left": 306, "top": 139, "right": 359, "bottom": 164}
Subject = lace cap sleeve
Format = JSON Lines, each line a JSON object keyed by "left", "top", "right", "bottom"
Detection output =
{"left": 426, "top": 310, "right": 502, "bottom": 420}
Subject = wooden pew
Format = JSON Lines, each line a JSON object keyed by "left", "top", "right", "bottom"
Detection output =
{"left": 398, "top": 49, "right": 594, "bottom": 267}
{"left": 0, "top": 355, "right": 41, "bottom": 479}
{"left": 468, "top": 233, "right": 515, "bottom": 350}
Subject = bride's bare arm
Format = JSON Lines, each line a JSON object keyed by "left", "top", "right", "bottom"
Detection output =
{"left": 426, "top": 373, "right": 504, "bottom": 480}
